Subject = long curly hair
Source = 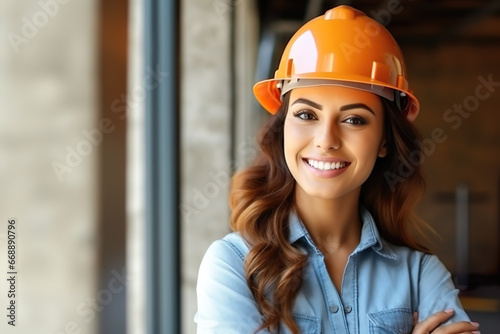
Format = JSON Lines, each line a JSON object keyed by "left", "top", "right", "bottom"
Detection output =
{"left": 229, "top": 93, "right": 429, "bottom": 333}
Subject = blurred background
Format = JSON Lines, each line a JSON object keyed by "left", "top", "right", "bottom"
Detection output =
{"left": 0, "top": 0, "right": 498, "bottom": 333}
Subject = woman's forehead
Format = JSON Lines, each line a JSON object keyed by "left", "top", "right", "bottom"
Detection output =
{"left": 288, "top": 85, "right": 383, "bottom": 109}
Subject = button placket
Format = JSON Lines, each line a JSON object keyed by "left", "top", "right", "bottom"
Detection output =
{"left": 340, "top": 254, "right": 357, "bottom": 332}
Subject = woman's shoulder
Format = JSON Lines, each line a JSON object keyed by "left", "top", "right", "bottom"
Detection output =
{"left": 379, "top": 239, "right": 451, "bottom": 278}
{"left": 201, "top": 232, "right": 250, "bottom": 267}
{"left": 379, "top": 238, "right": 432, "bottom": 265}
{"left": 197, "top": 232, "right": 252, "bottom": 291}
{"left": 375, "top": 240, "right": 455, "bottom": 295}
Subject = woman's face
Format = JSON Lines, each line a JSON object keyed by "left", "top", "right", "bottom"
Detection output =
{"left": 284, "top": 85, "right": 387, "bottom": 201}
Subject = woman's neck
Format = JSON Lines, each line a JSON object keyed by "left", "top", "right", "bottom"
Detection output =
{"left": 294, "top": 187, "right": 362, "bottom": 255}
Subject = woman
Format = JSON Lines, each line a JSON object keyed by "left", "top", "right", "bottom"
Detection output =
{"left": 195, "top": 5, "right": 479, "bottom": 334}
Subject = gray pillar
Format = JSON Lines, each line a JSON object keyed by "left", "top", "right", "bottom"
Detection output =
{"left": 144, "top": 0, "right": 181, "bottom": 333}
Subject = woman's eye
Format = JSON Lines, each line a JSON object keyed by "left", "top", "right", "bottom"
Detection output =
{"left": 343, "top": 116, "right": 366, "bottom": 125}
{"left": 294, "top": 110, "right": 317, "bottom": 120}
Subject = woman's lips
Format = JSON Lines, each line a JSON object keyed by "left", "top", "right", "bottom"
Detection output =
{"left": 306, "top": 158, "right": 347, "bottom": 171}
{"left": 302, "top": 158, "right": 350, "bottom": 177}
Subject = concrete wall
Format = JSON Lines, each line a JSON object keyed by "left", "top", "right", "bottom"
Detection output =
{"left": 180, "top": 0, "right": 232, "bottom": 332}
{"left": 0, "top": 0, "right": 99, "bottom": 333}
{"left": 234, "top": 1, "right": 265, "bottom": 169}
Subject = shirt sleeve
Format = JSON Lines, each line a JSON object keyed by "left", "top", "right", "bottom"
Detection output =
{"left": 195, "top": 238, "right": 267, "bottom": 333}
{"left": 417, "top": 254, "right": 470, "bottom": 323}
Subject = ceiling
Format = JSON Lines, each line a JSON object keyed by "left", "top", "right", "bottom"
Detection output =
{"left": 256, "top": 0, "right": 500, "bottom": 45}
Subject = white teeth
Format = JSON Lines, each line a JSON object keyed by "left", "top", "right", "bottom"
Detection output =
{"left": 307, "top": 159, "right": 346, "bottom": 171}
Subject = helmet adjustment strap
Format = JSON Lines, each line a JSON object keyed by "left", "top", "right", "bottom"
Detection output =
{"left": 280, "top": 78, "right": 395, "bottom": 102}
{"left": 394, "top": 91, "right": 408, "bottom": 112}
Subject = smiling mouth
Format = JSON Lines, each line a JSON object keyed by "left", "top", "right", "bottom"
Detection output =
{"left": 306, "top": 159, "right": 348, "bottom": 171}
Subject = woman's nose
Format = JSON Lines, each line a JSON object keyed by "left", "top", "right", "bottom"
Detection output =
{"left": 314, "top": 122, "right": 341, "bottom": 151}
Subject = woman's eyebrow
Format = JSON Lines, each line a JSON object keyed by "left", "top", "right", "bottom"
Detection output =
{"left": 290, "top": 98, "right": 323, "bottom": 110}
{"left": 339, "top": 103, "right": 375, "bottom": 115}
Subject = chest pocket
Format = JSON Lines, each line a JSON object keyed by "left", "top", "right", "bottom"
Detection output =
{"left": 367, "top": 308, "right": 413, "bottom": 334}
{"left": 279, "top": 314, "right": 321, "bottom": 334}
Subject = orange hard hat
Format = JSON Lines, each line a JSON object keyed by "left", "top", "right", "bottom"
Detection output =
{"left": 253, "top": 5, "right": 419, "bottom": 121}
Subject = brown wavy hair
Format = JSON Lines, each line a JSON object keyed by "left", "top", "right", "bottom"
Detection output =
{"left": 229, "top": 93, "right": 429, "bottom": 333}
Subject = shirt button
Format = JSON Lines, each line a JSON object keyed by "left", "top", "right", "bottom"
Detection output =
{"left": 344, "top": 306, "right": 352, "bottom": 314}
{"left": 329, "top": 305, "right": 339, "bottom": 313}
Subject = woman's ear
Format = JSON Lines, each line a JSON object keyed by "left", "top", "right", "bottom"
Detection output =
{"left": 378, "top": 140, "right": 388, "bottom": 157}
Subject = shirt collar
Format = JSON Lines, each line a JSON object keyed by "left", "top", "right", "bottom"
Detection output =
{"left": 288, "top": 207, "right": 399, "bottom": 260}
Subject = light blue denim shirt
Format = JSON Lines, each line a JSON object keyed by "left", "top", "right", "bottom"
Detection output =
{"left": 195, "top": 208, "right": 469, "bottom": 333}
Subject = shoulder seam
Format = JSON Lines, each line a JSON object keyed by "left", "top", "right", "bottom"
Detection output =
{"left": 220, "top": 237, "right": 246, "bottom": 262}
{"left": 419, "top": 253, "right": 431, "bottom": 281}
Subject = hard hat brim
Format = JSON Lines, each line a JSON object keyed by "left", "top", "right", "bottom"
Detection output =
{"left": 253, "top": 76, "right": 419, "bottom": 122}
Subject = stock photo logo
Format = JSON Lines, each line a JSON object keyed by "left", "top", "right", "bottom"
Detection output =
{"left": 384, "top": 74, "right": 499, "bottom": 191}
{"left": 51, "top": 65, "right": 168, "bottom": 183}
{"left": 7, "top": 0, "right": 74, "bottom": 54}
